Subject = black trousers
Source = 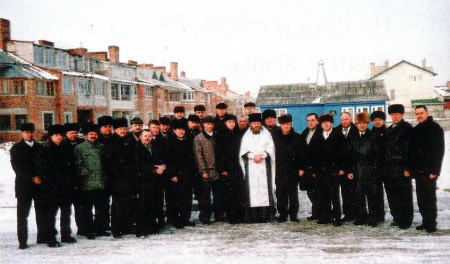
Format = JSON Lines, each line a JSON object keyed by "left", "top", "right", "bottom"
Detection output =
{"left": 223, "top": 174, "right": 245, "bottom": 223}
{"left": 73, "top": 191, "right": 84, "bottom": 234}
{"left": 384, "top": 176, "right": 413, "bottom": 228}
{"left": 17, "top": 195, "right": 48, "bottom": 244}
{"left": 375, "top": 179, "right": 385, "bottom": 222}
{"left": 78, "top": 190, "right": 109, "bottom": 235}
{"left": 166, "top": 181, "right": 193, "bottom": 225}
{"left": 136, "top": 183, "right": 161, "bottom": 235}
{"left": 316, "top": 171, "right": 342, "bottom": 222}
{"left": 342, "top": 178, "right": 356, "bottom": 218}
{"left": 301, "top": 171, "right": 320, "bottom": 218}
{"left": 276, "top": 176, "right": 299, "bottom": 218}
{"left": 355, "top": 192, "right": 379, "bottom": 224}
{"left": 111, "top": 192, "right": 133, "bottom": 235}
{"left": 415, "top": 173, "right": 437, "bottom": 229}
{"left": 47, "top": 196, "right": 72, "bottom": 240}
{"left": 198, "top": 179, "right": 225, "bottom": 222}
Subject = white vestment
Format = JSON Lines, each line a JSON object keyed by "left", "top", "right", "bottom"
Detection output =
{"left": 239, "top": 126, "right": 276, "bottom": 207}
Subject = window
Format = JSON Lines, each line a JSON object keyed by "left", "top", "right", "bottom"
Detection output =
{"left": 63, "top": 78, "right": 73, "bottom": 95}
{"left": 111, "top": 83, "right": 120, "bottom": 100}
{"left": 34, "top": 46, "right": 44, "bottom": 64}
{"left": 42, "top": 112, "right": 54, "bottom": 131}
{"left": 183, "top": 91, "right": 195, "bottom": 101}
{"left": 57, "top": 52, "right": 67, "bottom": 67}
{"left": 144, "top": 86, "right": 153, "bottom": 97}
{"left": 371, "top": 105, "right": 384, "bottom": 112}
{"left": 15, "top": 115, "right": 27, "bottom": 131}
{"left": 121, "top": 85, "right": 131, "bottom": 100}
{"left": 390, "top": 90, "right": 395, "bottom": 100}
{"left": 94, "top": 81, "right": 105, "bottom": 96}
{"left": 409, "top": 75, "right": 422, "bottom": 82}
{"left": 356, "top": 106, "right": 369, "bottom": 113}
{"left": 37, "top": 82, "right": 55, "bottom": 96}
{"left": 148, "top": 112, "right": 153, "bottom": 121}
{"left": 341, "top": 107, "right": 355, "bottom": 118}
{"left": 1, "top": 80, "right": 8, "bottom": 94}
{"left": 274, "top": 108, "right": 287, "bottom": 117}
{"left": 170, "top": 92, "right": 181, "bottom": 102}
{"left": 0, "top": 115, "right": 12, "bottom": 131}
{"left": 45, "top": 49, "right": 56, "bottom": 66}
{"left": 13, "top": 81, "right": 25, "bottom": 95}
{"left": 78, "top": 79, "right": 90, "bottom": 96}
{"left": 64, "top": 112, "right": 72, "bottom": 123}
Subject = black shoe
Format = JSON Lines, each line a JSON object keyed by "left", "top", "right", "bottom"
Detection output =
{"left": 19, "top": 242, "right": 28, "bottom": 249}
{"left": 368, "top": 221, "right": 378, "bottom": 227}
{"left": 341, "top": 216, "right": 355, "bottom": 222}
{"left": 399, "top": 224, "right": 411, "bottom": 230}
{"left": 112, "top": 233, "right": 122, "bottom": 239}
{"left": 96, "top": 231, "right": 111, "bottom": 237}
{"left": 277, "top": 215, "right": 288, "bottom": 223}
{"left": 317, "top": 219, "right": 329, "bottom": 225}
{"left": 47, "top": 240, "right": 61, "bottom": 248}
{"left": 36, "top": 238, "right": 47, "bottom": 244}
{"left": 174, "top": 223, "right": 184, "bottom": 229}
{"left": 200, "top": 219, "right": 210, "bottom": 225}
{"left": 307, "top": 215, "right": 318, "bottom": 221}
{"left": 353, "top": 220, "right": 367, "bottom": 226}
{"left": 214, "top": 216, "right": 226, "bottom": 222}
{"left": 416, "top": 225, "right": 425, "bottom": 230}
{"left": 86, "top": 233, "right": 96, "bottom": 240}
{"left": 333, "top": 220, "right": 342, "bottom": 227}
{"left": 77, "top": 231, "right": 86, "bottom": 236}
{"left": 184, "top": 221, "right": 196, "bottom": 227}
{"left": 426, "top": 227, "right": 437, "bottom": 233}
{"left": 61, "top": 236, "right": 77, "bottom": 243}
{"left": 290, "top": 217, "right": 300, "bottom": 223}
{"left": 390, "top": 222, "right": 399, "bottom": 227}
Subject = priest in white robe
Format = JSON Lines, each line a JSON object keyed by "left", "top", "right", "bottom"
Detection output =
{"left": 239, "top": 113, "right": 276, "bottom": 223}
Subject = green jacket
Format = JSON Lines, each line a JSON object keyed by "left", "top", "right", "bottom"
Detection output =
{"left": 73, "top": 141, "right": 105, "bottom": 191}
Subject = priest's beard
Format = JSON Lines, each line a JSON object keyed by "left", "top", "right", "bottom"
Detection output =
{"left": 251, "top": 127, "right": 261, "bottom": 134}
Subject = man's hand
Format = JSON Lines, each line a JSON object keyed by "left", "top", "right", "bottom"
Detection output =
{"left": 348, "top": 173, "right": 354, "bottom": 180}
{"left": 202, "top": 173, "right": 209, "bottom": 179}
{"left": 338, "top": 170, "right": 345, "bottom": 176}
{"left": 404, "top": 171, "right": 411, "bottom": 177}
{"left": 33, "top": 176, "right": 42, "bottom": 185}
{"left": 222, "top": 172, "right": 228, "bottom": 176}
{"left": 171, "top": 177, "right": 178, "bottom": 183}
{"left": 299, "top": 170, "right": 305, "bottom": 177}
{"left": 254, "top": 154, "right": 263, "bottom": 164}
{"left": 155, "top": 165, "right": 165, "bottom": 175}
{"left": 312, "top": 173, "right": 316, "bottom": 178}
{"left": 430, "top": 174, "right": 437, "bottom": 180}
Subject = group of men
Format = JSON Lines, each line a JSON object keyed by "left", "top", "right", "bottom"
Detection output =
{"left": 11, "top": 101, "right": 445, "bottom": 250}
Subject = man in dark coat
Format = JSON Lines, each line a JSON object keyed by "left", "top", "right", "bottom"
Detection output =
{"left": 10, "top": 123, "right": 48, "bottom": 249}
{"left": 407, "top": 105, "right": 445, "bottom": 233}
{"left": 188, "top": 114, "right": 202, "bottom": 138}
{"left": 129, "top": 117, "right": 144, "bottom": 142}
{"left": 244, "top": 102, "right": 256, "bottom": 116}
{"left": 262, "top": 109, "right": 281, "bottom": 135}
{"left": 171, "top": 105, "right": 188, "bottom": 130}
{"left": 134, "top": 129, "right": 166, "bottom": 236}
{"left": 385, "top": 104, "right": 413, "bottom": 229}
{"left": 214, "top": 102, "right": 229, "bottom": 133}
{"left": 347, "top": 113, "right": 381, "bottom": 227}
{"left": 312, "top": 114, "right": 347, "bottom": 227}
{"left": 334, "top": 112, "right": 358, "bottom": 222}
{"left": 272, "top": 114, "right": 302, "bottom": 222}
{"left": 44, "top": 124, "right": 76, "bottom": 245}
{"left": 155, "top": 117, "right": 172, "bottom": 225}
{"left": 194, "top": 104, "right": 206, "bottom": 123}
{"left": 109, "top": 118, "right": 137, "bottom": 238}
{"left": 370, "top": 111, "right": 388, "bottom": 223}
{"left": 73, "top": 124, "right": 110, "bottom": 239}
{"left": 299, "top": 113, "right": 322, "bottom": 221}
{"left": 166, "top": 119, "right": 196, "bottom": 228}
{"left": 216, "top": 114, "right": 245, "bottom": 224}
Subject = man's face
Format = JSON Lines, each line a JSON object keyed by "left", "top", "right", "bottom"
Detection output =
{"left": 50, "top": 134, "right": 63, "bottom": 145}
{"left": 217, "top": 108, "right": 227, "bottom": 117}
{"left": 372, "top": 118, "right": 385, "bottom": 128}
{"left": 306, "top": 115, "right": 318, "bottom": 130}
{"left": 140, "top": 130, "right": 152, "bottom": 145}
{"left": 131, "top": 123, "right": 143, "bottom": 133}
{"left": 390, "top": 113, "right": 403, "bottom": 124}
{"left": 21, "top": 131, "right": 34, "bottom": 141}
{"left": 264, "top": 117, "right": 276, "bottom": 129}
{"left": 66, "top": 131, "right": 78, "bottom": 141}
{"left": 250, "top": 122, "right": 262, "bottom": 134}
{"left": 195, "top": 111, "right": 205, "bottom": 119}
{"left": 415, "top": 108, "right": 429, "bottom": 123}
{"left": 188, "top": 121, "right": 199, "bottom": 130}
{"left": 204, "top": 122, "right": 214, "bottom": 133}
{"left": 174, "top": 128, "right": 186, "bottom": 138}
{"left": 175, "top": 112, "right": 185, "bottom": 119}
{"left": 100, "top": 125, "right": 112, "bottom": 135}
{"left": 238, "top": 117, "right": 249, "bottom": 130}
{"left": 225, "top": 119, "right": 236, "bottom": 131}
{"left": 87, "top": 131, "right": 98, "bottom": 143}
{"left": 245, "top": 107, "right": 255, "bottom": 115}
{"left": 115, "top": 127, "right": 128, "bottom": 137}
{"left": 149, "top": 124, "right": 160, "bottom": 136}
{"left": 160, "top": 124, "right": 170, "bottom": 133}
{"left": 280, "top": 122, "right": 292, "bottom": 135}
{"left": 356, "top": 122, "right": 368, "bottom": 132}
{"left": 340, "top": 113, "right": 352, "bottom": 128}
{"left": 321, "top": 121, "right": 332, "bottom": 132}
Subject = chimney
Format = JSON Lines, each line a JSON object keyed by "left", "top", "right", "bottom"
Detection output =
{"left": 221, "top": 77, "right": 226, "bottom": 86}
{"left": 153, "top": 66, "right": 166, "bottom": 74}
{"left": 422, "top": 59, "right": 427, "bottom": 68}
{"left": 384, "top": 60, "right": 389, "bottom": 68}
{"left": 85, "top": 51, "right": 108, "bottom": 61}
{"left": 137, "top": 64, "right": 154, "bottom": 70}
{"left": 38, "top": 40, "right": 54, "bottom": 47}
{"left": 180, "top": 71, "right": 186, "bottom": 78}
{"left": 0, "top": 18, "right": 11, "bottom": 51}
{"left": 170, "top": 62, "right": 178, "bottom": 80}
{"left": 128, "top": 60, "right": 137, "bottom": 66}
{"left": 245, "top": 91, "right": 250, "bottom": 97}
{"left": 108, "top": 45, "right": 119, "bottom": 63}
{"left": 69, "top": 48, "right": 88, "bottom": 56}
{"left": 370, "top": 62, "right": 375, "bottom": 70}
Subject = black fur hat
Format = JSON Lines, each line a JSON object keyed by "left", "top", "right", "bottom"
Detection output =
{"left": 47, "top": 124, "right": 65, "bottom": 136}
{"left": 318, "top": 114, "right": 334, "bottom": 123}
{"left": 64, "top": 123, "right": 80, "bottom": 133}
{"left": 174, "top": 105, "right": 185, "bottom": 113}
{"left": 20, "top": 123, "right": 35, "bottom": 132}
{"left": 194, "top": 104, "right": 206, "bottom": 112}
{"left": 188, "top": 115, "right": 201, "bottom": 123}
{"left": 216, "top": 103, "right": 228, "bottom": 109}
{"left": 278, "top": 114, "right": 292, "bottom": 124}
{"left": 370, "top": 111, "right": 386, "bottom": 121}
{"left": 113, "top": 118, "right": 128, "bottom": 129}
{"left": 262, "top": 109, "right": 276, "bottom": 120}
{"left": 248, "top": 113, "right": 262, "bottom": 123}
{"left": 388, "top": 104, "right": 405, "bottom": 114}
{"left": 98, "top": 116, "right": 113, "bottom": 127}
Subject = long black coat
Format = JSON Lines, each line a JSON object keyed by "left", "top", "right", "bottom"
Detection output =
{"left": 215, "top": 129, "right": 243, "bottom": 175}
{"left": 311, "top": 128, "right": 347, "bottom": 175}
{"left": 272, "top": 128, "right": 303, "bottom": 180}
{"left": 372, "top": 125, "right": 387, "bottom": 177}
{"left": 109, "top": 134, "right": 137, "bottom": 193}
{"left": 134, "top": 142, "right": 163, "bottom": 187}
{"left": 166, "top": 135, "right": 196, "bottom": 185}
{"left": 299, "top": 126, "right": 322, "bottom": 190}
{"left": 43, "top": 142, "right": 75, "bottom": 198}
{"left": 409, "top": 116, "right": 445, "bottom": 176}
{"left": 385, "top": 119, "right": 412, "bottom": 178}
{"left": 10, "top": 140, "right": 46, "bottom": 198}
{"left": 348, "top": 130, "right": 380, "bottom": 195}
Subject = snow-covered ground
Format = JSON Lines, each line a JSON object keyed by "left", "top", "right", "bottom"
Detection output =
{"left": 1, "top": 133, "right": 450, "bottom": 264}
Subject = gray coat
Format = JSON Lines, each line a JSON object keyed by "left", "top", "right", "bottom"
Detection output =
{"left": 193, "top": 131, "right": 219, "bottom": 181}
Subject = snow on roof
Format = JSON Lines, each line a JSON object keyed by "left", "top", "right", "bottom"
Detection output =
{"left": 435, "top": 87, "right": 450, "bottom": 97}
{"left": 178, "top": 77, "right": 210, "bottom": 93}
{"left": 0, "top": 49, "right": 58, "bottom": 80}
{"left": 62, "top": 71, "right": 110, "bottom": 81}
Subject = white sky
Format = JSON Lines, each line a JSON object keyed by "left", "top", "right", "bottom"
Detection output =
{"left": 1, "top": 0, "right": 449, "bottom": 96}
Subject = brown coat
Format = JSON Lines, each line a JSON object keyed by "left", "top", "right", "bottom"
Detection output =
{"left": 193, "top": 131, "right": 219, "bottom": 181}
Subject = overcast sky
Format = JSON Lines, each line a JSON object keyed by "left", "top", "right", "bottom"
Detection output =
{"left": 1, "top": 0, "right": 449, "bottom": 96}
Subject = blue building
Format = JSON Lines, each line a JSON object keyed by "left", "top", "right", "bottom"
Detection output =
{"left": 257, "top": 80, "right": 389, "bottom": 133}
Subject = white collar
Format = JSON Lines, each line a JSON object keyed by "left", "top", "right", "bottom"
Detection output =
{"left": 24, "top": 140, "right": 34, "bottom": 147}
{"left": 205, "top": 130, "right": 213, "bottom": 136}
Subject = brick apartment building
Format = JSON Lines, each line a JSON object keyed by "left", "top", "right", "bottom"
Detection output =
{"left": 0, "top": 18, "right": 253, "bottom": 142}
